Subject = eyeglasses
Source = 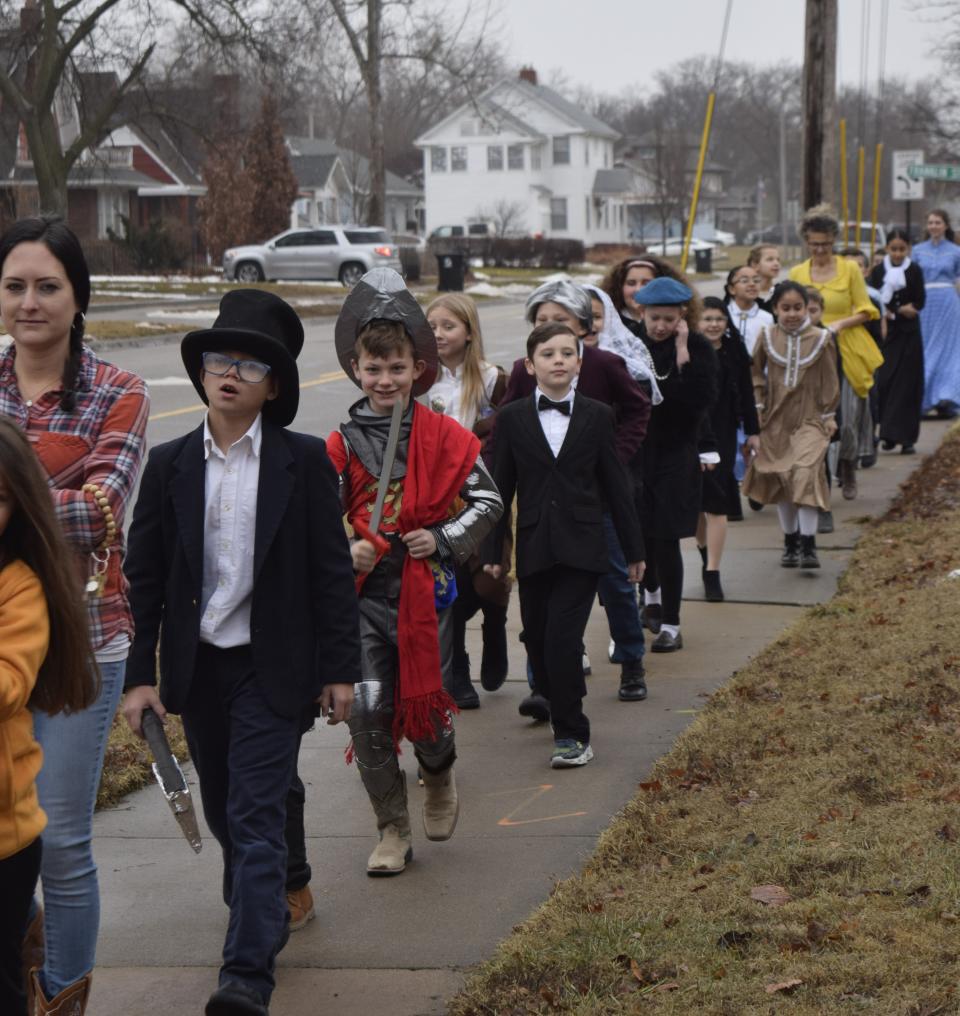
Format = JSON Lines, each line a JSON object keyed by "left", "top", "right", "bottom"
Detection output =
{"left": 201, "top": 351, "right": 271, "bottom": 383}
{"left": 807, "top": 241, "right": 834, "bottom": 250}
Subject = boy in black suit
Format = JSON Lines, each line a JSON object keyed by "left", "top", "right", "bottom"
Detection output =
{"left": 121, "top": 291, "right": 361, "bottom": 1016}
{"left": 486, "top": 322, "right": 644, "bottom": 768}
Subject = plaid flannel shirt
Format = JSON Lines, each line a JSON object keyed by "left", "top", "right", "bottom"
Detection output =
{"left": 0, "top": 344, "right": 149, "bottom": 651}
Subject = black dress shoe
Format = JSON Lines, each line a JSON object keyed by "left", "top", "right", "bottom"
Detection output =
{"left": 860, "top": 452, "right": 877, "bottom": 468}
{"left": 881, "top": 440, "right": 896, "bottom": 451}
{"left": 640, "top": 603, "right": 662, "bottom": 634}
{"left": 479, "top": 626, "right": 509, "bottom": 691}
{"left": 702, "top": 570, "right": 724, "bottom": 602}
{"left": 618, "top": 661, "right": 647, "bottom": 701}
{"left": 650, "top": 630, "right": 683, "bottom": 652}
{"left": 901, "top": 444, "right": 916, "bottom": 455}
{"left": 206, "top": 981, "right": 268, "bottom": 1016}
{"left": 518, "top": 692, "right": 550, "bottom": 722}
{"left": 748, "top": 498, "right": 764, "bottom": 511}
{"left": 445, "top": 667, "right": 480, "bottom": 709}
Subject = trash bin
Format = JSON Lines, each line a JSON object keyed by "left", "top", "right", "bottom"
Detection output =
{"left": 694, "top": 247, "right": 712, "bottom": 273}
{"left": 437, "top": 252, "right": 466, "bottom": 292}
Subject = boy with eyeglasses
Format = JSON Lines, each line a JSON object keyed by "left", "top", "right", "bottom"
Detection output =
{"left": 121, "top": 290, "right": 361, "bottom": 1016}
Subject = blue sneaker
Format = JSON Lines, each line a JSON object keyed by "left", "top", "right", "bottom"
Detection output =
{"left": 551, "top": 740, "right": 594, "bottom": 768}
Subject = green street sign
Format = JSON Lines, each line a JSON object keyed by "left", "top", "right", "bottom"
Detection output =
{"left": 908, "top": 164, "right": 960, "bottom": 181}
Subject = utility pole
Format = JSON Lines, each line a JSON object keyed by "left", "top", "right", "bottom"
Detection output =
{"left": 801, "top": 0, "right": 838, "bottom": 210}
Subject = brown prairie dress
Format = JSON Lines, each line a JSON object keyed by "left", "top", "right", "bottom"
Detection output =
{"left": 742, "top": 323, "right": 840, "bottom": 510}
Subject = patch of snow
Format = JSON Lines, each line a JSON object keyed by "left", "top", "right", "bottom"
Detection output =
{"left": 94, "top": 290, "right": 197, "bottom": 300}
{"left": 144, "top": 376, "right": 193, "bottom": 386}
{"left": 464, "top": 282, "right": 533, "bottom": 299}
{"left": 144, "top": 309, "right": 217, "bottom": 323}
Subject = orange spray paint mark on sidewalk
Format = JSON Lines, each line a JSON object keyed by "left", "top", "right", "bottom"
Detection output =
{"left": 491, "top": 784, "right": 587, "bottom": 827}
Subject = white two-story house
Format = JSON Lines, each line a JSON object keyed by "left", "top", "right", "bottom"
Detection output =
{"left": 414, "top": 69, "right": 631, "bottom": 245}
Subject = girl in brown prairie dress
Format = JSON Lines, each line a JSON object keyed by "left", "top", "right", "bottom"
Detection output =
{"left": 742, "top": 281, "right": 840, "bottom": 570}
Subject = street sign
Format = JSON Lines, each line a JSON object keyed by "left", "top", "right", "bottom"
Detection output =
{"left": 908, "top": 163, "right": 960, "bottom": 182}
{"left": 892, "top": 150, "right": 924, "bottom": 201}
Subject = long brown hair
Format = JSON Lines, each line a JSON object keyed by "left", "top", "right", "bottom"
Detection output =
{"left": 601, "top": 254, "right": 702, "bottom": 328}
{"left": 0, "top": 417, "right": 98, "bottom": 714}
{"left": 426, "top": 294, "right": 490, "bottom": 421}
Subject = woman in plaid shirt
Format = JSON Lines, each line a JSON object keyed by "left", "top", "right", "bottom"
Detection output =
{"left": 0, "top": 217, "right": 148, "bottom": 1014}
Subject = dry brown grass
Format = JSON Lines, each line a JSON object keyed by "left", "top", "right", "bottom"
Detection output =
{"left": 450, "top": 431, "right": 960, "bottom": 1016}
{"left": 97, "top": 712, "right": 189, "bottom": 810}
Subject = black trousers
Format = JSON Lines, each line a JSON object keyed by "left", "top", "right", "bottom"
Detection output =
{"left": 0, "top": 837, "right": 42, "bottom": 1016}
{"left": 181, "top": 643, "right": 301, "bottom": 1005}
{"left": 518, "top": 565, "right": 598, "bottom": 743}
{"left": 451, "top": 565, "right": 508, "bottom": 677}
{"left": 642, "top": 536, "right": 684, "bottom": 626}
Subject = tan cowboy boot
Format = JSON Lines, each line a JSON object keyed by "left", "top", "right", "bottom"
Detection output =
{"left": 421, "top": 764, "right": 459, "bottom": 841}
{"left": 31, "top": 970, "right": 92, "bottom": 1015}
{"left": 367, "top": 814, "right": 413, "bottom": 876}
{"left": 22, "top": 906, "right": 43, "bottom": 1013}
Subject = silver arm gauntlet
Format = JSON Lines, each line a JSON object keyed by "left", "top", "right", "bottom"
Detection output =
{"left": 432, "top": 458, "right": 503, "bottom": 564}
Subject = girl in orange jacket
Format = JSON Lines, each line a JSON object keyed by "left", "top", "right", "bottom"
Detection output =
{"left": 0, "top": 417, "right": 96, "bottom": 1016}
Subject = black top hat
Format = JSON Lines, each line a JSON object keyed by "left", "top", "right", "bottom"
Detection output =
{"left": 181, "top": 290, "right": 304, "bottom": 426}
{"left": 334, "top": 268, "right": 438, "bottom": 396}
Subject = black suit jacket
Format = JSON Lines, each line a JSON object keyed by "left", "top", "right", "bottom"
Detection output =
{"left": 499, "top": 344, "right": 650, "bottom": 463}
{"left": 124, "top": 422, "right": 361, "bottom": 719}
{"left": 489, "top": 392, "right": 644, "bottom": 579}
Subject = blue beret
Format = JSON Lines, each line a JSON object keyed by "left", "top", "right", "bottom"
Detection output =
{"left": 632, "top": 276, "right": 693, "bottom": 306}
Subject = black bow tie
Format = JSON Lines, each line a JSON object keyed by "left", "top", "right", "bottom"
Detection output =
{"left": 538, "top": 395, "right": 571, "bottom": 415}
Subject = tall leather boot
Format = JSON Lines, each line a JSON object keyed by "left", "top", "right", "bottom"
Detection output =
{"left": 30, "top": 970, "right": 92, "bottom": 1016}
{"left": 366, "top": 770, "right": 413, "bottom": 877}
{"left": 22, "top": 906, "right": 43, "bottom": 1014}
{"left": 838, "top": 458, "right": 857, "bottom": 500}
{"left": 420, "top": 763, "right": 459, "bottom": 841}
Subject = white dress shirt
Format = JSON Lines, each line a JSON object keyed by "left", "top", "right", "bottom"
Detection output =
{"left": 427, "top": 361, "right": 499, "bottom": 430}
{"left": 199, "top": 413, "right": 262, "bottom": 648}
{"left": 730, "top": 301, "right": 774, "bottom": 357}
{"left": 534, "top": 386, "right": 574, "bottom": 457}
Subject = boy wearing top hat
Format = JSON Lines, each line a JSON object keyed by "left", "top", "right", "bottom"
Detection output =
{"left": 120, "top": 290, "right": 361, "bottom": 1016}
{"left": 328, "top": 268, "right": 502, "bottom": 876}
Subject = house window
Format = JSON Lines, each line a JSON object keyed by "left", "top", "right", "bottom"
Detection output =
{"left": 487, "top": 146, "right": 504, "bottom": 171}
{"left": 431, "top": 147, "right": 447, "bottom": 172}
{"left": 604, "top": 145, "right": 610, "bottom": 169}
{"left": 585, "top": 196, "right": 590, "bottom": 229}
{"left": 604, "top": 203, "right": 610, "bottom": 228}
{"left": 585, "top": 141, "right": 590, "bottom": 167}
{"left": 451, "top": 146, "right": 467, "bottom": 172}
{"left": 531, "top": 145, "right": 542, "bottom": 170}
{"left": 550, "top": 198, "right": 568, "bottom": 231}
{"left": 552, "top": 136, "right": 570, "bottom": 166}
{"left": 507, "top": 144, "right": 524, "bottom": 170}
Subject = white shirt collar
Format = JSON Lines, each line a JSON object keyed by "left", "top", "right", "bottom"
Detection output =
{"left": 534, "top": 385, "right": 574, "bottom": 407}
{"left": 203, "top": 411, "right": 263, "bottom": 461}
{"left": 438, "top": 361, "right": 464, "bottom": 380}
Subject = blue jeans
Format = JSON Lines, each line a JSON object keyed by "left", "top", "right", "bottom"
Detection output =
{"left": 31, "top": 658, "right": 126, "bottom": 996}
{"left": 597, "top": 514, "right": 645, "bottom": 664}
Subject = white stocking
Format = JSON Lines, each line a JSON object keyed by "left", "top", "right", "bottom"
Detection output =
{"left": 776, "top": 502, "right": 799, "bottom": 534}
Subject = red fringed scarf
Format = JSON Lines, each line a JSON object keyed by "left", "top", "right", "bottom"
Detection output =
{"left": 328, "top": 402, "right": 480, "bottom": 745}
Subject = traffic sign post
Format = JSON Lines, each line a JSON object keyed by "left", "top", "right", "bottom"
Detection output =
{"left": 892, "top": 150, "right": 924, "bottom": 238}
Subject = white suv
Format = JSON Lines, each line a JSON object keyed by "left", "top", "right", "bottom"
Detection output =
{"left": 222, "top": 227, "right": 403, "bottom": 286}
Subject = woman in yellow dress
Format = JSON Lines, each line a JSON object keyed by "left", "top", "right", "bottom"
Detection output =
{"left": 789, "top": 205, "right": 881, "bottom": 501}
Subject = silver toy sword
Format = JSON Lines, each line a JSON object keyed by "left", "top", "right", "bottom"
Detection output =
{"left": 353, "top": 398, "right": 403, "bottom": 552}
{"left": 141, "top": 707, "right": 202, "bottom": 854}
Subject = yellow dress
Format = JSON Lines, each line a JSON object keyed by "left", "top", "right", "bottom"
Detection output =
{"left": 789, "top": 257, "right": 882, "bottom": 398}
{"left": 742, "top": 323, "right": 841, "bottom": 509}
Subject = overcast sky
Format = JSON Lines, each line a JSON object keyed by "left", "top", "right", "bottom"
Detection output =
{"left": 471, "top": 0, "right": 940, "bottom": 96}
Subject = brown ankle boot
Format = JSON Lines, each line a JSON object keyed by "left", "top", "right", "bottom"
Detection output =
{"left": 839, "top": 458, "right": 857, "bottom": 500}
{"left": 22, "top": 907, "right": 44, "bottom": 1013}
{"left": 421, "top": 764, "right": 459, "bottom": 841}
{"left": 31, "top": 970, "right": 92, "bottom": 1015}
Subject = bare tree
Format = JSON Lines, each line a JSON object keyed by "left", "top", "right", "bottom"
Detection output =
{"left": 0, "top": 0, "right": 262, "bottom": 215}
{"left": 322, "top": 0, "right": 501, "bottom": 226}
{"left": 476, "top": 198, "right": 525, "bottom": 238}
